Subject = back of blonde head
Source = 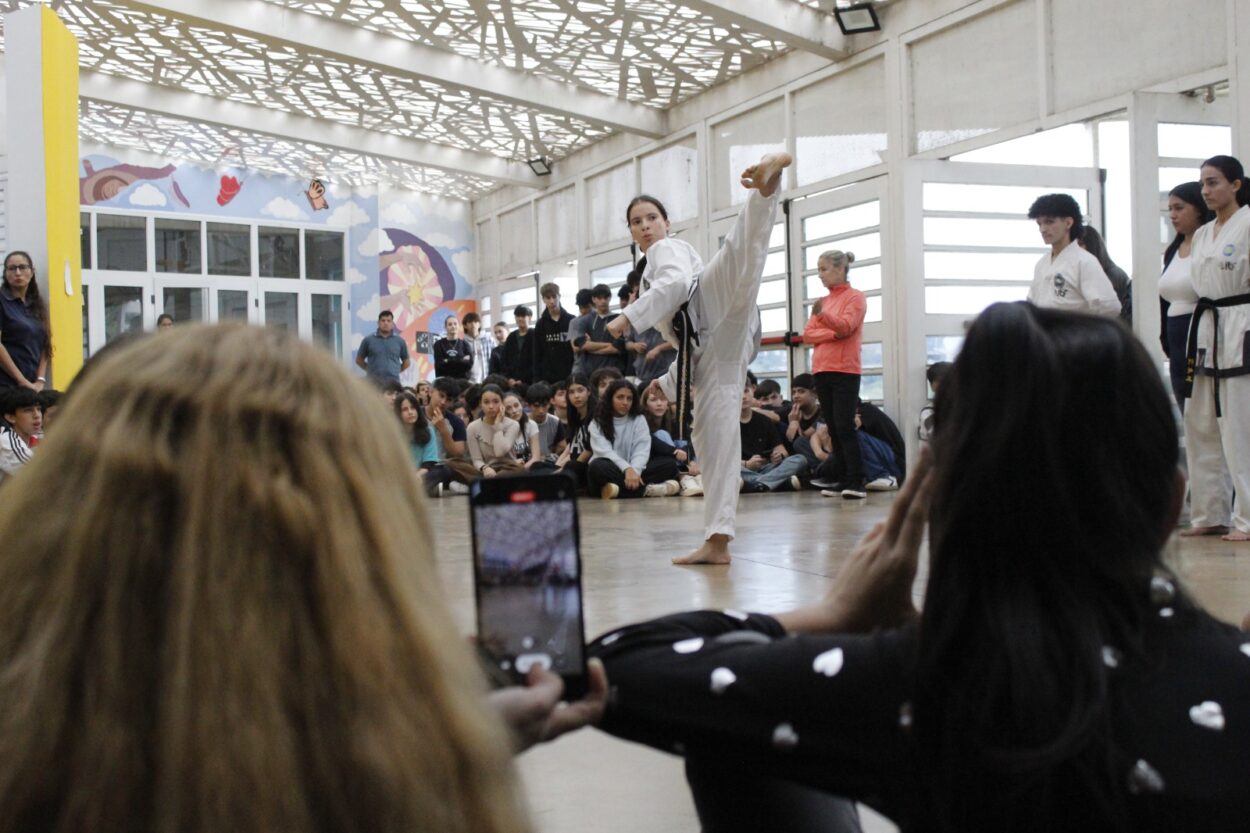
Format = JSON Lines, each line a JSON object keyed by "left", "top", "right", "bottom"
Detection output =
{"left": 0, "top": 324, "right": 528, "bottom": 833}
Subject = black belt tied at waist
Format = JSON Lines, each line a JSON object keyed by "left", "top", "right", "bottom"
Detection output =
{"left": 1184, "top": 291, "right": 1250, "bottom": 417}
{"left": 671, "top": 302, "right": 699, "bottom": 442}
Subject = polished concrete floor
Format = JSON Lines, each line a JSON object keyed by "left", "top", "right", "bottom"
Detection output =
{"left": 427, "top": 490, "right": 1250, "bottom": 833}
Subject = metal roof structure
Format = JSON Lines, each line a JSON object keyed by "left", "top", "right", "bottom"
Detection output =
{"left": 4, "top": 0, "right": 888, "bottom": 199}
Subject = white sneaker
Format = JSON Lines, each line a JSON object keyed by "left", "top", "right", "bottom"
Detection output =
{"left": 865, "top": 476, "right": 899, "bottom": 491}
{"left": 680, "top": 475, "right": 704, "bottom": 497}
{"left": 644, "top": 480, "right": 681, "bottom": 497}
{"left": 448, "top": 481, "right": 470, "bottom": 495}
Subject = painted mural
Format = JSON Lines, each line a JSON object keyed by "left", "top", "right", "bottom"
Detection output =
{"left": 78, "top": 154, "right": 476, "bottom": 383}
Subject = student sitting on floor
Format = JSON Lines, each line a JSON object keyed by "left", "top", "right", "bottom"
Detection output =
{"left": 555, "top": 373, "right": 595, "bottom": 492}
{"left": 739, "top": 380, "right": 807, "bottom": 493}
{"left": 752, "top": 378, "right": 789, "bottom": 424}
{"left": 394, "top": 390, "right": 439, "bottom": 474}
{"left": 525, "top": 382, "right": 567, "bottom": 465}
{"left": 503, "top": 391, "right": 548, "bottom": 472}
{"left": 786, "top": 373, "right": 824, "bottom": 465}
{"left": 466, "top": 384, "right": 524, "bottom": 479}
{"left": 811, "top": 401, "right": 906, "bottom": 493}
{"left": 589, "top": 366, "right": 624, "bottom": 399}
{"left": 0, "top": 387, "right": 41, "bottom": 477}
{"left": 919, "top": 361, "right": 952, "bottom": 446}
{"left": 589, "top": 379, "right": 681, "bottom": 499}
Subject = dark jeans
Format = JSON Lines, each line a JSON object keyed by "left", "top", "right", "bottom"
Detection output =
{"left": 1166, "top": 313, "right": 1191, "bottom": 413}
{"left": 685, "top": 757, "right": 863, "bottom": 833}
{"left": 587, "top": 456, "right": 680, "bottom": 497}
{"left": 560, "top": 458, "right": 590, "bottom": 494}
{"left": 814, "top": 371, "right": 863, "bottom": 487}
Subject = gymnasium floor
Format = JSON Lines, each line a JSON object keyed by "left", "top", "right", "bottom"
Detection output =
{"left": 427, "top": 490, "right": 1250, "bottom": 833}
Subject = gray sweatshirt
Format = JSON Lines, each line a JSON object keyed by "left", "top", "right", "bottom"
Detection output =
{"left": 589, "top": 415, "right": 651, "bottom": 473}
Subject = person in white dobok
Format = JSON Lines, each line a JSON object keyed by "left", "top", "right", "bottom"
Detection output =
{"left": 1182, "top": 154, "right": 1250, "bottom": 542}
{"left": 1025, "top": 193, "right": 1121, "bottom": 318}
{"left": 606, "top": 152, "right": 792, "bottom": 565}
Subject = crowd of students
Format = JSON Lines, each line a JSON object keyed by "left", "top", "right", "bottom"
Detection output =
{"left": 381, "top": 357, "right": 908, "bottom": 502}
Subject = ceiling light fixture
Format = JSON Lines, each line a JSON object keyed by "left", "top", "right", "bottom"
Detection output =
{"left": 527, "top": 157, "right": 552, "bottom": 176}
{"left": 834, "top": 3, "right": 882, "bottom": 34}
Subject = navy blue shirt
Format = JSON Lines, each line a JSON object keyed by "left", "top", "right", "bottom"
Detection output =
{"left": 0, "top": 285, "right": 46, "bottom": 389}
{"left": 357, "top": 330, "right": 410, "bottom": 384}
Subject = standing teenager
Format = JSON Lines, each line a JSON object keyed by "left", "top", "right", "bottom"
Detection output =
{"left": 1159, "top": 182, "right": 1213, "bottom": 411}
{"left": 1183, "top": 155, "right": 1250, "bottom": 541}
{"left": 0, "top": 251, "right": 51, "bottom": 392}
{"left": 606, "top": 152, "right": 792, "bottom": 565}
{"left": 533, "top": 283, "right": 575, "bottom": 384}
{"left": 803, "top": 250, "right": 868, "bottom": 499}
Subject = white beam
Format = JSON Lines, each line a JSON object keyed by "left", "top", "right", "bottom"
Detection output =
{"left": 79, "top": 70, "right": 543, "bottom": 189}
{"left": 116, "top": 0, "right": 668, "bottom": 139}
{"left": 680, "top": 0, "right": 849, "bottom": 62}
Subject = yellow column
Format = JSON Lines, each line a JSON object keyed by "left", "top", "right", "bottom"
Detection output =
{"left": 5, "top": 6, "right": 82, "bottom": 386}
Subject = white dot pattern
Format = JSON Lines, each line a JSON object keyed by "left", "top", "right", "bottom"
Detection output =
{"left": 710, "top": 667, "right": 737, "bottom": 695}
{"left": 1127, "top": 759, "right": 1166, "bottom": 794}
{"left": 1240, "top": 643, "right": 1250, "bottom": 659}
{"left": 772, "top": 722, "right": 799, "bottom": 750}
{"left": 673, "top": 637, "right": 704, "bottom": 654}
{"left": 1189, "top": 701, "right": 1226, "bottom": 732}
{"left": 1102, "top": 646, "right": 1122, "bottom": 669}
{"left": 723, "top": 609, "right": 750, "bottom": 621}
{"left": 812, "top": 647, "right": 845, "bottom": 678}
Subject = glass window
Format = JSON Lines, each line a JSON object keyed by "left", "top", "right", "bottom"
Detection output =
{"left": 805, "top": 232, "right": 880, "bottom": 269}
{"left": 749, "top": 349, "right": 789, "bottom": 375}
{"left": 925, "top": 285, "right": 1029, "bottom": 315}
{"left": 501, "top": 287, "right": 538, "bottom": 314}
{"left": 861, "top": 342, "right": 883, "bottom": 370}
{"left": 760, "top": 307, "right": 788, "bottom": 333}
{"left": 259, "top": 226, "right": 300, "bottom": 279}
{"left": 155, "top": 219, "right": 202, "bottom": 274}
{"left": 712, "top": 98, "right": 786, "bottom": 211}
{"left": 311, "top": 294, "right": 343, "bottom": 355}
{"left": 803, "top": 202, "right": 880, "bottom": 241}
{"left": 218, "top": 289, "right": 250, "bottom": 322}
{"left": 264, "top": 291, "right": 299, "bottom": 332}
{"left": 757, "top": 279, "right": 787, "bottom": 306}
{"left": 762, "top": 250, "right": 786, "bottom": 279}
{"left": 926, "top": 335, "right": 964, "bottom": 364}
{"left": 306, "top": 231, "right": 344, "bottom": 281}
{"left": 481, "top": 296, "right": 491, "bottom": 312}
{"left": 924, "top": 251, "right": 1039, "bottom": 282}
{"left": 80, "top": 212, "right": 92, "bottom": 270}
{"left": 1158, "top": 123, "right": 1230, "bottom": 159}
{"left": 208, "top": 223, "right": 251, "bottom": 276}
{"left": 769, "top": 222, "right": 785, "bottom": 249}
{"left": 865, "top": 295, "right": 883, "bottom": 324}
{"left": 162, "top": 287, "right": 205, "bottom": 322}
{"left": 922, "top": 183, "right": 1087, "bottom": 215}
{"left": 923, "top": 217, "right": 1042, "bottom": 249}
{"left": 96, "top": 214, "right": 147, "bottom": 271}
{"left": 806, "top": 264, "right": 883, "bottom": 297}
{"left": 104, "top": 285, "right": 144, "bottom": 341}
{"left": 861, "top": 374, "right": 884, "bottom": 402}
{"left": 950, "top": 123, "right": 1093, "bottom": 167}
{"left": 640, "top": 137, "right": 699, "bottom": 223}
{"left": 793, "top": 59, "right": 888, "bottom": 187}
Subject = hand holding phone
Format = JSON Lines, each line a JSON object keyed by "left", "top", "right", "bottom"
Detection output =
{"left": 487, "top": 658, "right": 608, "bottom": 752}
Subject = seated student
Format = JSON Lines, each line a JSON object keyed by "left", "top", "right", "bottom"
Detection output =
{"left": 589, "top": 366, "right": 624, "bottom": 400}
{"left": 786, "top": 373, "right": 823, "bottom": 465}
{"left": 738, "top": 380, "right": 807, "bottom": 493}
{"left": 36, "top": 388, "right": 61, "bottom": 433}
{"left": 423, "top": 377, "right": 474, "bottom": 496}
{"left": 525, "top": 382, "right": 566, "bottom": 465}
{"left": 753, "top": 378, "right": 788, "bottom": 424}
{"left": 643, "top": 385, "right": 701, "bottom": 497}
{"left": 812, "top": 401, "right": 907, "bottom": 494}
{"left": 467, "top": 384, "right": 524, "bottom": 479}
{"left": 0, "top": 324, "right": 605, "bottom": 832}
{"left": 589, "top": 302, "right": 1250, "bottom": 833}
{"left": 589, "top": 379, "right": 680, "bottom": 499}
{"left": 556, "top": 373, "right": 596, "bottom": 492}
{"left": 502, "top": 391, "right": 545, "bottom": 472}
{"left": 0, "top": 387, "right": 41, "bottom": 476}
{"left": 414, "top": 380, "right": 433, "bottom": 407}
{"left": 394, "top": 390, "right": 439, "bottom": 473}
{"left": 463, "top": 383, "right": 484, "bottom": 420}
{"left": 551, "top": 380, "right": 568, "bottom": 422}
{"left": 380, "top": 379, "right": 404, "bottom": 406}
{"left": 919, "top": 361, "right": 952, "bottom": 446}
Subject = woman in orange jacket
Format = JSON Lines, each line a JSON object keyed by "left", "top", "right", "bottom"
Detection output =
{"left": 803, "top": 250, "right": 868, "bottom": 498}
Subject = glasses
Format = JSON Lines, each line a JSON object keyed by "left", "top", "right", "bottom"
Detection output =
{"left": 5, "top": 264, "right": 31, "bottom": 273}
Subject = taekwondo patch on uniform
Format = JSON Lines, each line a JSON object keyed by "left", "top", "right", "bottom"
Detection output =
{"left": 1224, "top": 244, "right": 1236, "bottom": 257}
{"left": 1053, "top": 274, "right": 1069, "bottom": 297}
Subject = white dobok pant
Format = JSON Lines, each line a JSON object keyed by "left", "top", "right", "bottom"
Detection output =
{"left": 1185, "top": 375, "right": 1250, "bottom": 533}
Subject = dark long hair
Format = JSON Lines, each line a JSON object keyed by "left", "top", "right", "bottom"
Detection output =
{"left": 3, "top": 252, "right": 52, "bottom": 358}
{"left": 1163, "top": 181, "right": 1215, "bottom": 268}
{"left": 593, "top": 379, "right": 640, "bottom": 443}
{"left": 1201, "top": 154, "right": 1250, "bottom": 207}
{"left": 564, "top": 373, "right": 595, "bottom": 443}
{"left": 392, "top": 391, "right": 431, "bottom": 446}
{"left": 625, "top": 195, "right": 670, "bottom": 281}
{"left": 914, "top": 302, "right": 1180, "bottom": 832}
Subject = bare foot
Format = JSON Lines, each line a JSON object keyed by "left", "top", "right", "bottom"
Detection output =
{"left": 673, "top": 534, "right": 732, "bottom": 566}
{"left": 1179, "top": 525, "right": 1229, "bottom": 537}
{"left": 1221, "top": 530, "right": 1250, "bottom": 542}
{"left": 740, "top": 153, "right": 793, "bottom": 198}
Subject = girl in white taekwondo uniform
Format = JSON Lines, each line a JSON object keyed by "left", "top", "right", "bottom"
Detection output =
{"left": 1182, "top": 155, "right": 1250, "bottom": 542}
{"left": 605, "top": 152, "right": 791, "bottom": 565}
{"left": 1025, "top": 193, "right": 1121, "bottom": 317}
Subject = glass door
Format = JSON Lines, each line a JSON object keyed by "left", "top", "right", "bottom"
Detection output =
{"left": 156, "top": 279, "right": 208, "bottom": 325}
{"left": 209, "top": 277, "right": 256, "bottom": 324}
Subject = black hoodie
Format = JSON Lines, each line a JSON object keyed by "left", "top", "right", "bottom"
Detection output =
{"left": 532, "top": 307, "right": 575, "bottom": 383}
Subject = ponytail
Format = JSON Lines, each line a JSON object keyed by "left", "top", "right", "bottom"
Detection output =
{"left": 1202, "top": 155, "right": 1250, "bottom": 207}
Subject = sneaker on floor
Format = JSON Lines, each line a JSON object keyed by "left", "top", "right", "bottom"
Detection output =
{"left": 601, "top": 483, "right": 620, "bottom": 500}
{"left": 810, "top": 478, "right": 843, "bottom": 491}
{"left": 770, "top": 475, "right": 801, "bottom": 492}
{"left": 644, "top": 480, "right": 681, "bottom": 497}
{"left": 819, "top": 489, "right": 842, "bottom": 497}
{"left": 448, "top": 482, "right": 470, "bottom": 495}
{"left": 432, "top": 483, "right": 444, "bottom": 498}
{"left": 865, "top": 476, "right": 899, "bottom": 491}
{"left": 743, "top": 481, "right": 769, "bottom": 494}
{"left": 680, "top": 476, "right": 704, "bottom": 497}
{"left": 841, "top": 485, "right": 868, "bottom": 500}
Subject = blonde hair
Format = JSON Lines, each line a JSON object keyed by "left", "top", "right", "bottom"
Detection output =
{"left": 0, "top": 325, "right": 528, "bottom": 833}
{"left": 818, "top": 250, "right": 855, "bottom": 271}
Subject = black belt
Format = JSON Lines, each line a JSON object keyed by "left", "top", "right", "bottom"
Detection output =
{"left": 1184, "top": 292, "right": 1250, "bottom": 417}
{"left": 671, "top": 303, "right": 699, "bottom": 442}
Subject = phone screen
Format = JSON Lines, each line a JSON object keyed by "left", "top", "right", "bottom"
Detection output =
{"left": 470, "top": 475, "right": 587, "bottom": 698}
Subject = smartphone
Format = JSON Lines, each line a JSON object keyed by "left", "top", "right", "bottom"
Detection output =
{"left": 470, "top": 473, "right": 588, "bottom": 700}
